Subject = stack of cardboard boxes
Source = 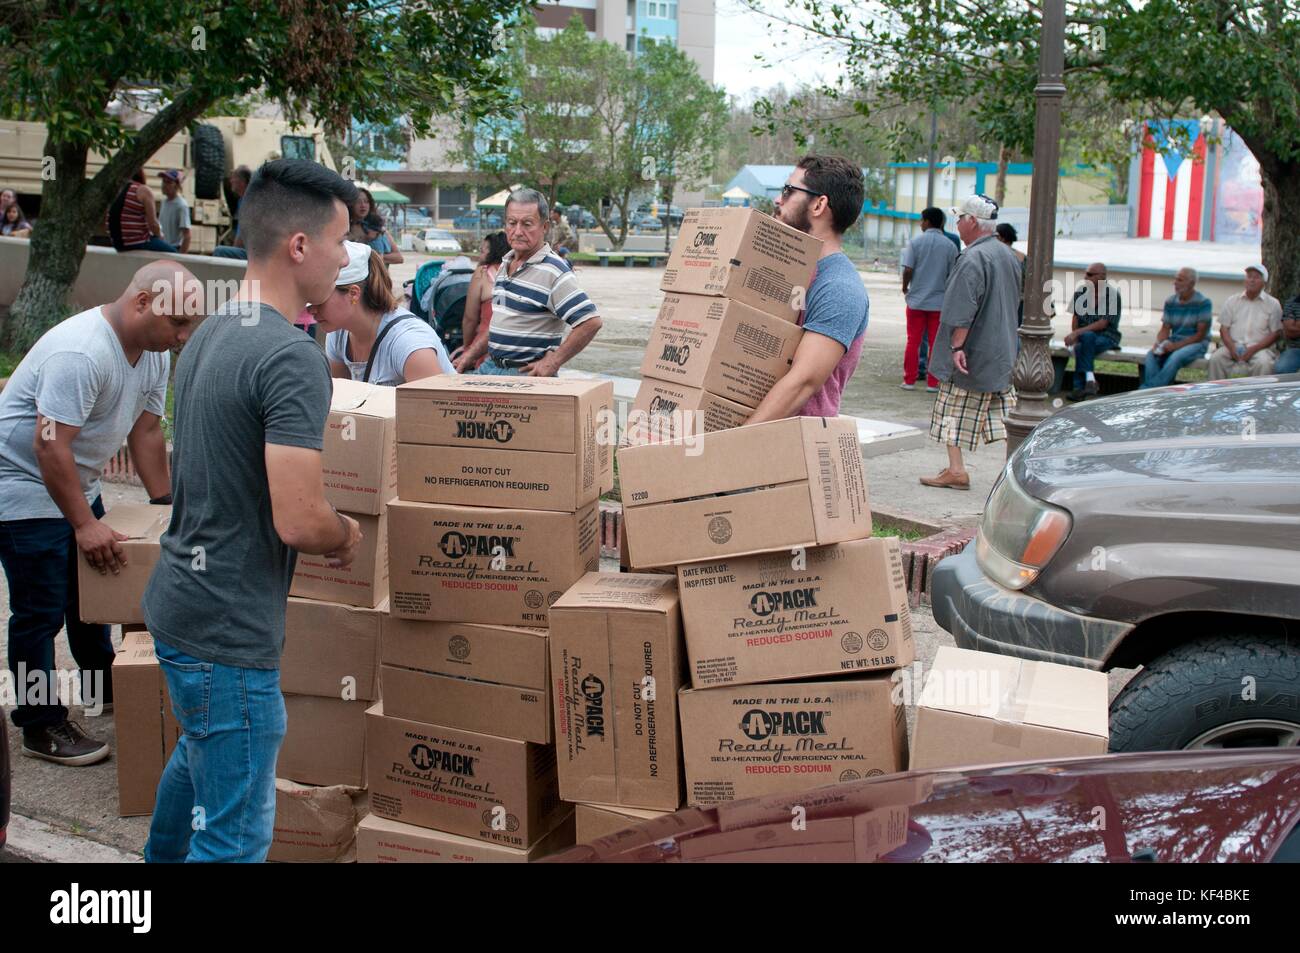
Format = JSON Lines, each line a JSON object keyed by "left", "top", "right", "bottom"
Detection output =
{"left": 75, "top": 506, "right": 172, "bottom": 817}
{"left": 616, "top": 416, "right": 918, "bottom": 826}
{"left": 547, "top": 572, "right": 689, "bottom": 841}
{"left": 624, "top": 208, "right": 819, "bottom": 446}
{"left": 359, "top": 375, "right": 613, "bottom": 861}
{"left": 273, "top": 377, "right": 396, "bottom": 861}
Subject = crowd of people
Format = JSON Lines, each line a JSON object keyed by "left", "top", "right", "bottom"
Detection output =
{"left": 3, "top": 149, "right": 1298, "bottom": 858}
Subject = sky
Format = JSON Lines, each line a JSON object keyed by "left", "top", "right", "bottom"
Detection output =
{"left": 712, "top": 0, "right": 848, "bottom": 101}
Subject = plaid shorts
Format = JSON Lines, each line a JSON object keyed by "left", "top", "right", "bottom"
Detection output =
{"left": 929, "top": 381, "right": 1017, "bottom": 450}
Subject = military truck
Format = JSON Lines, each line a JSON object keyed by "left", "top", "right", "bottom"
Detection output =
{"left": 0, "top": 115, "right": 335, "bottom": 253}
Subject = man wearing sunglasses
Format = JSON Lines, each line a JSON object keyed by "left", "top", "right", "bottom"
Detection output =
{"left": 746, "top": 155, "right": 869, "bottom": 423}
{"left": 920, "top": 194, "right": 1020, "bottom": 490}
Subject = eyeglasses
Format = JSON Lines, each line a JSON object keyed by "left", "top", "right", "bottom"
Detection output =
{"left": 780, "top": 184, "right": 824, "bottom": 200}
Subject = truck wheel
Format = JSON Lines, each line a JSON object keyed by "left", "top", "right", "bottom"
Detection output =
{"left": 192, "top": 124, "right": 226, "bottom": 200}
{"left": 1109, "top": 633, "right": 1300, "bottom": 752}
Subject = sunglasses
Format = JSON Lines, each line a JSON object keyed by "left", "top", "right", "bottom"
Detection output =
{"left": 780, "top": 184, "right": 824, "bottom": 200}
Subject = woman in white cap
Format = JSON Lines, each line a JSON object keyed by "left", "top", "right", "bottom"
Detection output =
{"left": 309, "top": 241, "right": 455, "bottom": 385}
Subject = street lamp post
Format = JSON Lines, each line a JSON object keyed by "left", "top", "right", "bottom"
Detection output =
{"left": 1005, "top": 0, "right": 1066, "bottom": 455}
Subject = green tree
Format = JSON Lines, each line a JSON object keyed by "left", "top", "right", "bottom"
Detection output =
{"left": 638, "top": 41, "right": 728, "bottom": 251}
{"left": 0, "top": 0, "right": 531, "bottom": 349}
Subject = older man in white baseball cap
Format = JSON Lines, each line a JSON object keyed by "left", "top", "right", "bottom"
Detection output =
{"left": 920, "top": 194, "right": 1022, "bottom": 490}
{"left": 1207, "top": 263, "right": 1282, "bottom": 379}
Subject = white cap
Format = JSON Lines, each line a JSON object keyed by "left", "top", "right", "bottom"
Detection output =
{"left": 951, "top": 194, "right": 999, "bottom": 222}
{"left": 1246, "top": 262, "right": 1269, "bottom": 284}
{"left": 336, "top": 241, "right": 372, "bottom": 286}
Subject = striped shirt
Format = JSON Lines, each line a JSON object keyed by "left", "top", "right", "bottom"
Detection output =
{"left": 106, "top": 182, "right": 151, "bottom": 248}
{"left": 487, "top": 243, "right": 598, "bottom": 364}
{"left": 1161, "top": 291, "right": 1212, "bottom": 342}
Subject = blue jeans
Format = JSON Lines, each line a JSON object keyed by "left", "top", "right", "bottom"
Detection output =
{"left": 1141, "top": 340, "right": 1208, "bottom": 388}
{"left": 0, "top": 496, "right": 113, "bottom": 731}
{"left": 122, "top": 236, "right": 178, "bottom": 253}
{"left": 1275, "top": 349, "right": 1300, "bottom": 375}
{"left": 917, "top": 335, "right": 929, "bottom": 377}
{"left": 475, "top": 357, "right": 526, "bottom": 376}
{"left": 145, "top": 641, "right": 286, "bottom": 863}
{"left": 1072, "top": 331, "right": 1116, "bottom": 389}
{"left": 212, "top": 245, "right": 247, "bottom": 260}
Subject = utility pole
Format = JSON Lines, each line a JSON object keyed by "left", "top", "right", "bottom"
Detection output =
{"left": 1004, "top": 0, "right": 1066, "bottom": 456}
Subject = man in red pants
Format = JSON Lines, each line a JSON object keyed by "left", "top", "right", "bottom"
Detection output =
{"left": 900, "top": 206, "right": 958, "bottom": 392}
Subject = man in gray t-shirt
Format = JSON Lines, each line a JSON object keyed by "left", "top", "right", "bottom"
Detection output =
{"left": 922, "top": 194, "right": 1021, "bottom": 491}
{"left": 158, "top": 170, "right": 191, "bottom": 253}
{"left": 0, "top": 261, "right": 196, "bottom": 765}
{"left": 142, "top": 158, "right": 362, "bottom": 864}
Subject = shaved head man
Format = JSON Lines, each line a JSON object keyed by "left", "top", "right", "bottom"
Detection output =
{"left": 0, "top": 262, "right": 199, "bottom": 766}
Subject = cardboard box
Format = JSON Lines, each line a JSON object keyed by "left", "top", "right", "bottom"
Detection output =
{"left": 112, "top": 632, "right": 180, "bottom": 816}
{"left": 281, "top": 597, "right": 384, "bottom": 701}
{"left": 641, "top": 293, "right": 804, "bottom": 408}
{"left": 678, "top": 675, "right": 906, "bottom": 806}
{"left": 78, "top": 504, "right": 171, "bottom": 624}
{"left": 618, "top": 416, "right": 871, "bottom": 568}
{"left": 677, "top": 537, "right": 914, "bottom": 687}
{"left": 621, "top": 379, "right": 751, "bottom": 448}
{"left": 549, "top": 573, "right": 687, "bottom": 810}
{"left": 396, "top": 374, "right": 613, "bottom": 459}
{"left": 357, "top": 812, "right": 575, "bottom": 863}
{"left": 290, "top": 510, "right": 388, "bottom": 608}
{"left": 386, "top": 500, "right": 600, "bottom": 627}
{"left": 322, "top": 379, "right": 397, "bottom": 515}
{"left": 381, "top": 617, "right": 550, "bottom": 743}
{"left": 677, "top": 804, "right": 909, "bottom": 863}
{"left": 268, "top": 779, "right": 365, "bottom": 863}
{"left": 574, "top": 802, "right": 673, "bottom": 843}
{"left": 661, "top": 208, "right": 822, "bottom": 321}
{"left": 365, "top": 703, "right": 568, "bottom": 849}
{"left": 397, "top": 442, "right": 602, "bottom": 511}
{"left": 278, "top": 695, "right": 369, "bottom": 788}
{"left": 910, "top": 646, "right": 1110, "bottom": 770}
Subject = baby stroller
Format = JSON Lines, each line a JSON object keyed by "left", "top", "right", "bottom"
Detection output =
{"left": 405, "top": 256, "right": 476, "bottom": 353}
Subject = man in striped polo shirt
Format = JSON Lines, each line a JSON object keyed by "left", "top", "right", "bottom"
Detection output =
{"left": 454, "top": 188, "right": 602, "bottom": 376}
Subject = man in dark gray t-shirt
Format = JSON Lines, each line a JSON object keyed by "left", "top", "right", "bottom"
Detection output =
{"left": 142, "top": 159, "right": 360, "bottom": 864}
{"left": 142, "top": 300, "right": 332, "bottom": 665}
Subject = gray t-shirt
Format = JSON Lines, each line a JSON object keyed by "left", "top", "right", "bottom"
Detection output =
{"left": 928, "top": 235, "right": 1022, "bottom": 393}
{"left": 325, "top": 307, "right": 455, "bottom": 385}
{"left": 143, "top": 301, "right": 332, "bottom": 669}
{"left": 159, "top": 195, "right": 191, "bottom": 248}
{"left": 900, "top": 227, "right": 958, "bottom": 311}
{"left": 0, "top": 307, "right": 168, "bottom": 520}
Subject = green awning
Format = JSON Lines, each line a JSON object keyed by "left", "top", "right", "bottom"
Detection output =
{"left": 364, "top": 181, "right": 410, "bottom": 204}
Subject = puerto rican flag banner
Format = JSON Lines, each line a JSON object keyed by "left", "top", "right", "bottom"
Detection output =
{"left": 1136, "top": 120, "right": 1208, "bottom": 241}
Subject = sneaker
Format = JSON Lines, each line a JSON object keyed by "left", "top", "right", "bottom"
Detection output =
{"left": 900, "top": 382, "right": 916, "bottom": 390}
{"left": 925, "top": 385, "right": 940, "bottom": 393}
{"left": 1067, "top": 381, "right": 1100, "bottom": 402}
{"left": 22, "top": 720, "right": 110, "bottom": 766}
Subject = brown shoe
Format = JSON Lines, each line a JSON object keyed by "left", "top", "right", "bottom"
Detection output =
{"left": 919, "top": 468, "right": 971, "bottom": 490}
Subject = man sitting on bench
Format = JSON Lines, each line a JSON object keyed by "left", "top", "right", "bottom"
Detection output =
{"left": 1141, "top": 267, "right": 1212, "bottom": 389}
{"left": 1065, "top": 262, "right": 1122, "bottom": 401}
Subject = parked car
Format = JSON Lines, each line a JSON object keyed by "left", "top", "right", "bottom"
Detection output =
{"left": 412, "top": 228, "right": 462, "bottom": 254}
{"left": 451, "top": 211, "right": 502, "bottom": 230}
{"left": 930, "top": 376, "right": 1300, "bottom": 754}
{"left": 564, "top": 206, "right": 597, "bottom": 229}
{"left": 636, "top": 203, "right": 684, "bottom": 226}
{"left": 547, "top": 750, "right": 1300, "bottom": 862}
{"left": 632, "top": 213, "right": 663, "bottom": 232}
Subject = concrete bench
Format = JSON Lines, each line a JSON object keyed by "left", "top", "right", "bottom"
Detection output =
{"left": 593, "top": 251, "right": 668, "bottom": 268}
{"left": 1049, "top": 339, "right": 1210, "bottom": 393}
